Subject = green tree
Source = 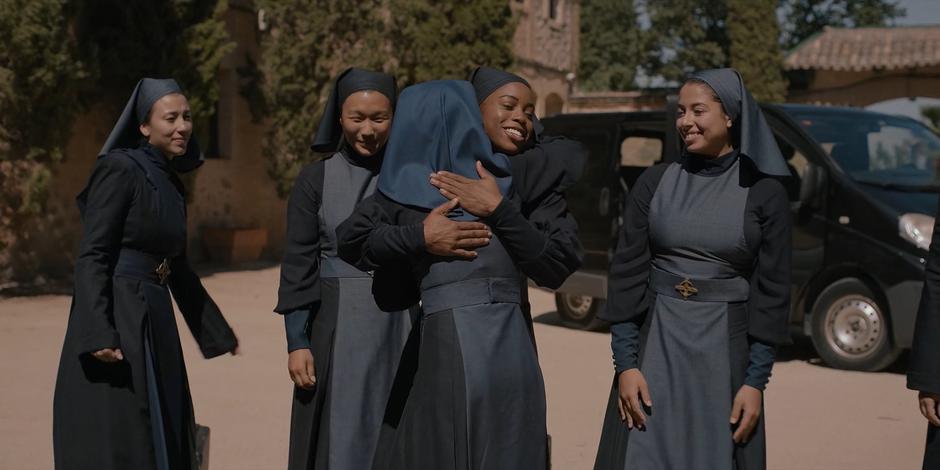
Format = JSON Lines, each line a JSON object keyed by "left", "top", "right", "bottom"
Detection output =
{"left": 257, "top": 0, "right": 517, "bottom": 196}
{"left": 781, "top": 0, "right": 906, "bottom": 50}
{"left": 71, "top": 0, "right": 233, "bottom": 146}
{"left": 256, "top": 0, "right": 386, "bottom": 196}
{"left": 728, "top": 0, "right": 787, "bottom": 102}
{"left": 922, "top": 106, "right": 940, "bottom": 133}
{"left": 0, "top": 0, "right": 84, "bottom": 260}
{"left": 578, "top": 0, "right": 643, "bottom": 91}
{"left": 389, "top": 0, "right": 516, "bottom": 85}
{"left": 644, "top": 0, "right": 730, "bottom": 82}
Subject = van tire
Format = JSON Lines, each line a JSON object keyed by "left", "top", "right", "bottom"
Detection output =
{"left": 809, "top": 278, "right": 900, "bottom": 371}
{"left": 555, "top": 293, "right": 603, "bottom": 329}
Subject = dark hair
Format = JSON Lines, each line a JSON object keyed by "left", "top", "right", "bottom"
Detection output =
{"left": 683, "top": 78, "right": 723, "bottom": 109}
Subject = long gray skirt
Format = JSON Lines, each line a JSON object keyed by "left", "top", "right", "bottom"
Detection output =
{"left": 373, "top": 279, "right": 547, "bottom": 470}
{"left": 287, "top": 275, "right": 412, "bottom": 470}
{"left": 595, "top": 293, "right": 766, "bottom": 470}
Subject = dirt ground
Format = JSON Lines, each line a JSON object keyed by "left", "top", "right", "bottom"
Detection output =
{"left": 0, "top": 266, "right": 929, "bottom": 469}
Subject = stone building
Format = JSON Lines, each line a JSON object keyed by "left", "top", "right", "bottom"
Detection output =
{"left": 511, "top": 0, "right": 580, "bottom": 117}
{"left": 785, "top": 25, "right": 940, "bottom": 106}
{"left": 26, "top": 0, "right": 585, "bottom": 280}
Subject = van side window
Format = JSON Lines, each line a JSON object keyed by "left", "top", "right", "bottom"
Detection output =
{"left": 620, "top": 137, "right": 662, "bottom": 168}
{"left": 619, "top": 135, "right": 664, "bottom": 192}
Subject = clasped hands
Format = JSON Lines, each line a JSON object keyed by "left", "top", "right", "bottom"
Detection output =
{"left": 423, "top": 161, "right": 502, "bottom": 259}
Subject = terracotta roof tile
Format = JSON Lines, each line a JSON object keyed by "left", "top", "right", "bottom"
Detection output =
{"left": 784, "top": 26, "right": 940, "bottom": 71}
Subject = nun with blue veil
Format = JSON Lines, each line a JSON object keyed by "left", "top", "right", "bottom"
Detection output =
{"left": 53, "top": 79, "right": 238, "bottom": 470}
{"left": 337, "top": 80, "right": 581, "bottom": 470}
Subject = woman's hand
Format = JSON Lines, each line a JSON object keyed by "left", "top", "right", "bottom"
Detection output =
{"left": 429, "top": 161, "right": 503, "bottom": 218}
{"left": 918, "top": 391, "right": 940, "bottom": 426}
{"left": 91, "top": 348, "right": 124, "bottom": 363}
{"left": 288, "top": 349, "right": 316, "bottom": 390}
{"left": 730, "top": 385, "right": 763, "bottom": 443}
{"left": 618, "top": 368, "right": 652, "bottom": 430}
{"left": 423, "top": 199, "right": 492, "bottom": 259}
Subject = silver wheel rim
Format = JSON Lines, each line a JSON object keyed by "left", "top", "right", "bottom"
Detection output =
{"left": 823, "top": 294, "right": 886, "bottom": 361}
{"left": 562, "top": 294, "right": 593, "bottom": 320}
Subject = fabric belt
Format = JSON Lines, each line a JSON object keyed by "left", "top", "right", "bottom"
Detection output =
{"left": 114, "top": 248, "right": 172, "bottom": 285}
{"left": 421, "top": 277, "right": 521, "bottom": 315}
{"left": 320, "top": 256, "right": 372, "bottom": 279}
{"left": 649, "top": 268, "right": 749, "bottom": 302}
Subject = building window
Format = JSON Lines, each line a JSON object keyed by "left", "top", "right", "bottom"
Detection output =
{"left": 549, "top": 0, "right": 560, "bottom": 20}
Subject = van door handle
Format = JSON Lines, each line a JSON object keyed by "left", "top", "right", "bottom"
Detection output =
{"left": 599, "top": 187, "right": 610, "bottom": 216}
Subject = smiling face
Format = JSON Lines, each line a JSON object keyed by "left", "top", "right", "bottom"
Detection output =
{"left": 676, "top": 81, "right": 734, "bottom": 158}
{"left": 479, "top": 82, "right": 535, "bottom": 155}
{"left": 339, "top": 90, "right": 393, "bottom": 157}
{"left": 139, "top": 93, "right": 192, "bottom": 158}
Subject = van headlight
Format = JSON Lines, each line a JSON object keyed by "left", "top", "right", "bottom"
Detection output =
{"left": 899, "top": 213, "right": 935, "bottom": 251}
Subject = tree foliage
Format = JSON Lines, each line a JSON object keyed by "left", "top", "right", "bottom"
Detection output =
{"left": 257, "top": 0, "right": 516, "bottom": 196}
{"left": 388, "top": 0, "right": 515, "bottom": 85}
{"left": 729, "top": 0, "right": 787, "bottom": 102}
{"left": 256, "top": 0, "right": 386, "bottom": 196}
{"left": 644, "top": 0, "right": 730, "bottom": 83}
{"left": 72, "top": 0, "right": 233, "bottom": 145}
{"left": 578, "top": 0, "right": 643, "bottom": 92}
{"left": 0, "top": 0, "right": 84, "bottom": 256}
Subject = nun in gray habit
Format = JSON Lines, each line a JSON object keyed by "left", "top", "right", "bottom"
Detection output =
{"left": 594, "top": 69, "right": 792, "bottom": 470}
{"left": 273, "top": 67, "right": 416, "bottom": 470}
{"left": 53, "top": 79, "right": 238, "bottom": 470}
{"left": 337, "top": 80, "right": 581, "bottom": 470}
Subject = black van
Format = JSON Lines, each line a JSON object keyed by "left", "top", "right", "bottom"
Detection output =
{"left": 543, "top": 104, "right": 940, "bottom": 371}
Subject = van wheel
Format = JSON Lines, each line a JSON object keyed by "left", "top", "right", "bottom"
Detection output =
{"left": 809, "top": 278, "right": 900, "bottom": 371}
{"left": 555, "top": 293, "right": 602, "bottom": 329}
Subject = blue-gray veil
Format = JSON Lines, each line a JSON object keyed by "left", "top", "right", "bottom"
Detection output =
{"left": 377, "top": 80, "right": 512, "bottom": 220}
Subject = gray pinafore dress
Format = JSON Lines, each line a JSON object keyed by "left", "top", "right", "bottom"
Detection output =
{"left": 625, "top": 158, "right": 764, "bottom": 469}
{"left": 375, "top": 234, "right": 547, "bottom": 470}
{"left": 288, "top": 154, "right": 413, "bottom": 470}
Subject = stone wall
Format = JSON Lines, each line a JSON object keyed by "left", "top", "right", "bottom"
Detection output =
{"left": 512, "top": 0, "right": 580, "bottom": 117}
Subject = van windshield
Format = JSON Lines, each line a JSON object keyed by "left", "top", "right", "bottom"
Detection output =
{"left": 785, "top": 108, "right": 940, "bottom": 191}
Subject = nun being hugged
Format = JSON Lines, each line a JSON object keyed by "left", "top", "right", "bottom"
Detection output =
{"left": 593, "top": 68, "right": 792, "bottom": 470}
{"left": 337, "top": 80, "right": 581, "bottom": 470}
{"left": 273, "top": 67, "right": 419, "bottom": 470}
{"left": 53, "top": 79, "right": 239, "bottom": 470}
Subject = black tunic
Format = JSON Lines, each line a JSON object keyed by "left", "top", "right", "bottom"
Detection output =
{"left": 909, "top": 198, "right": 940, "bottom": 470}
{"left": 53, "top": 146, "right": 237, "bottom": 470}
{"left": 337, "top": 148, "right": 581, "bottom": 470}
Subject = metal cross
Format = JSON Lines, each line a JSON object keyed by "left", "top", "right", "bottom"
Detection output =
{"left": 674, "top": 278, "right": 698, "bottom": 300}
{"left": 156, "top": 259, "right": 172, "bottom": 285}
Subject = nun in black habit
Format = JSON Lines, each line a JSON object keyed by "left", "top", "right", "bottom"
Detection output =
{"left": 461, "top": 67, "right": 586, "bottom": 336}
{"left": 909, "top": 209, "right": 940, "bottom": 469}
{"left": 53, "top": 79, "right": 238, "bottom": 470}
{"left": 273, "top": 67, "right": 416, "bottom": 470}
{"left": 593, "top": 69, "right": 792, "bottom": 470}
{"left": 337, "top": 80, "right": 581, "bottom": 470}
